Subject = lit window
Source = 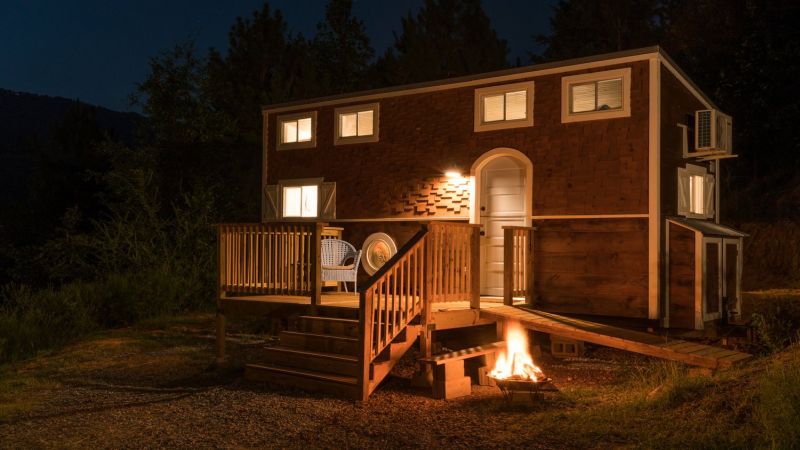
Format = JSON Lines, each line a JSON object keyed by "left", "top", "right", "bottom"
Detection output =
{"left": 277, "top": 112, "right": 316, "bottom": 150}
{"left": 474, "top": 81, "right": 534, "bottom": 132}
{"left": 689, "top": 175, "right": 705, "bottom": 215}
{"left": 569, "top": 78, "right": 623, "bottom": 114}
{"left": 283, "top": 185, "right": 318, "bottom": 218}
{"left": 335, "top": 103, "right": 379, "bottom": 144}
{"left": 677, "top": 165, "right": 714, "bottom": 218}
{"left": 561, "top": 68, "right": 631, "bottom": 123}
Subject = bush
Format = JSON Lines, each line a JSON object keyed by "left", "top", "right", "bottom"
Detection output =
{"left": 748, "top": 294, "right": 800, "bottom": 354}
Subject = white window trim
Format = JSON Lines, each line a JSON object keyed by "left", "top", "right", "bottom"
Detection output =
{"left": 474, "top": 81, "right": 535, "bottom": 132}
{"left": 701, "top": 237, "right": 723, "bottom": 322}
{"left": 334, "top": 103, "right": 380, "bottom": 145}
{"left": 276, "top": 111, "right": 317, "bottom": 150}
{"left": 561, "top": 68, "right": 631, "bottom": 123}
{"left": 678, "top": 164, "right": 714, "bottom": 220}
{"left": 278, "top": 178, "right": 324, "bottom": 219}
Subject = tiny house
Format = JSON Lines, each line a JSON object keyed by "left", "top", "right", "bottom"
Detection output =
{"left": 216, "top": 47, "right": 747, "bottom": 400}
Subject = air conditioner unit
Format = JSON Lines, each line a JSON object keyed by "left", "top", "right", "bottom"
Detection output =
{"left": 695, "top": 109, "right": 732, "bottom": 154}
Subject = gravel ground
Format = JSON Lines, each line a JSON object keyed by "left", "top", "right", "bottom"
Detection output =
{"left": 0, "top": 315, "right": 657, "bottom": 450}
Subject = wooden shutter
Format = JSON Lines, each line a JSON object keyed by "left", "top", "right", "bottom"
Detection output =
{"left": 263, "top": 184, "right": 279, "bottom": 221}
{"left": 703, "top": 174, "right": 716, "bottom": 217}
{"left": 318, "top": 182, "right": 336, "bottom": 220}
{"left": 677, "top": 168, "right": 690, "bottom": 216}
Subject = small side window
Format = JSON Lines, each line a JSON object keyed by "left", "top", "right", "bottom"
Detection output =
{"left": 474, "top": 81, "right": 534, "bottom": 132}
{"left": 561, "top": 68, "right": 631, "bottom": 123}
{"left": 277, "top": 111, "right": 317, "bottom": 150}
{"left": 335, "top": 103, "right": 379, "bottom": 145}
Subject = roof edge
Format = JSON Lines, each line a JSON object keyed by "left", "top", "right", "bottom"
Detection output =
{"left": 261, "top": 46, "right": 663, "bottom": 113}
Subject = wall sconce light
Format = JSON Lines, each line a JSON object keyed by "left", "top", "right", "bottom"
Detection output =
{"left": 445, "top": 170, "right": 462, "bottom": 179}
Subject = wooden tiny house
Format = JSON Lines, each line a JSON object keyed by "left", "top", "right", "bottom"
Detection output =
{"left": 216, "top": 47, "right": 750, "bottom": 400}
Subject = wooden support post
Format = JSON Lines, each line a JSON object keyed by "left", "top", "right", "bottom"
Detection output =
{"left": 310, "top": 222, "right": 323, "bottom": 306}
{"left": 216, "top": 310, "right": 226, "bottom": 362}
{"left": 503, "top": 228, "right": 513, "bottom": 305}
{"left": 470, "top": 226, "right": 481, "bottom": 309}
{"left": 357, "top": 289, "right": 373, "bottom": 401}
{"left": 526, "top": 228, "right": 535, "bottom": 307}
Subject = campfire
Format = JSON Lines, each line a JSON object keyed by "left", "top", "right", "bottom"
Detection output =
{"left": 489, "top": 320, "right": 553, "bottom": 403}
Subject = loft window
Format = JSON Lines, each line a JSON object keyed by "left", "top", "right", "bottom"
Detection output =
{"left": 277, "top": 111, "right": 317, "bottom": 150}
{"left": 561, "top": 68, "right": 631, "bottom": 123}
{"left": 335, "top": 103, "right": 379, "bottom": 144}
{"left": 678, "top": 164, "right": 715, "bottom": 219}
{"left": 474, "top": 81, "right": 534, "bottom": 132}
{"left": 283, "top": 185, "right": 318, "bottom": 218}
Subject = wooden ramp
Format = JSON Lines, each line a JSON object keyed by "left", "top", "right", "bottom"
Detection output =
{"left": 480, "top": 306, "right": 751, "bottom": 369}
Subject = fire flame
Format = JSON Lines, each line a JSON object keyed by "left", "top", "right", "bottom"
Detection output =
{"left": 490, "top": 320, "right": 545, "bottom": 381}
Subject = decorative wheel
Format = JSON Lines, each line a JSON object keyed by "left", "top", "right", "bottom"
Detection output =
{"left": 362, "top": 233, "right": 397, "bottom": 275}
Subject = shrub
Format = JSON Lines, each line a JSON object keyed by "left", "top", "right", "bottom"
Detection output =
{"left": 748, "top": 294, "right": 800, "bottom": 354}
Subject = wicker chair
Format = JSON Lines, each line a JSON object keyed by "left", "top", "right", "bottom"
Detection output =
{"left": 321, "top": 239, "right": 362, "bottom": 292}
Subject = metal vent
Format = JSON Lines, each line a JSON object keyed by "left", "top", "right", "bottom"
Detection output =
{"left": 696, "top": 110, "right": 712, "bottom": 149}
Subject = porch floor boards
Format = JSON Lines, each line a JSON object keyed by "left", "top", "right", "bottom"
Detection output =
{"left": 480, "top": 306, "right": 751, "bottom": 370}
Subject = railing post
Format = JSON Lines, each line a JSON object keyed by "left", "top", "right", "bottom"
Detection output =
{"left": 470, "top": 225, "right": 481, "bottom": 309}
{"left": 216, "top": 225, "right": 227, "bottom": 362}
{"left": 357, "top": 289, "right": 373, "bottom": 401}
{"left": 503, "top": 227, "right": 513, "bottom": 305}
{"left": 422, "top": 231, "right": 433, "bottom": 359}
{"left": 310, "top": 222, "right": 323, "bottom": 306}
{"left": 526, "top": 228, "right": 536, "bottom": 307}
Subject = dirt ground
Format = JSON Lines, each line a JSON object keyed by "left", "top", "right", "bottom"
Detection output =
{"left": 0, "top": 313, "right": 770, "bottom": 449}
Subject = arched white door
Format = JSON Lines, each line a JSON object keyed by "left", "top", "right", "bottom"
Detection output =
{"left": 479, "top": 156, "right": 527, "bottom": 296}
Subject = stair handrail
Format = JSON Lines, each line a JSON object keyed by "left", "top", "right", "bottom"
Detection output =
{"left": 357, "top": 225, "right": 428, "bottom": 400}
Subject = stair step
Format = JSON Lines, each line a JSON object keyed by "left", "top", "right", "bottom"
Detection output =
{"left": 280, "top": 331, "right": 360, "bottom": 355}
{"left": 245, "top": 364, "right": 360, "bottom": 399}
{"left": 298, "top": 315, "right": 359, "bottom": 337}
{"left": 262, "top": 346, "right": 359, "bottom": 377}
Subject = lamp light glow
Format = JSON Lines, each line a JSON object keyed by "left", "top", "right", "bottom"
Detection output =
{"left": 445, "top": 170, "right": 462, "bottom": 179}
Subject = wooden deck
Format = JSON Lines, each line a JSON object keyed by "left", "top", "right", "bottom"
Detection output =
{"left": 222, "top": 293, "right": 523, "bottom": 310}
{"left": 480, "top": 306, "right": 752, "bottom": 369}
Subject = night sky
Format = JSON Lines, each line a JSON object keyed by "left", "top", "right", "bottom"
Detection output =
{"left": 0, "top": 0, "right": 554, "bottom": 112}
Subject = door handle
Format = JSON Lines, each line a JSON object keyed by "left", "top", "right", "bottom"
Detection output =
{"left": 479, "top": 230, "right": 485, "bottom": 236}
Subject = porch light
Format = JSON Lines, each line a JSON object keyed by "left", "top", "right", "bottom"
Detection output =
{"left": 445, "top": 170, "right": 463, "bottom": 179}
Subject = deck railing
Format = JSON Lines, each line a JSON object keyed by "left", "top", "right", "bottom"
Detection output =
{"left": 503, "top": 226, "right": 536, "bottom": 305}
{"left": 217, "top": 223, "right": 323, "bottom": 300}
{"left": 426, "top": 222, "right": 481, "bottom": 306}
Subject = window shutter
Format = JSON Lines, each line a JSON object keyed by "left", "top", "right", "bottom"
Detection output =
{"left": 703, "top": 174, "right": 715, "bottom": 218}
{"left": 677, "top": 168, "right": 690, "bottom": 216}
{"left": 318, "top": 182, "right": 336, "bottom": 220}
{"left": 263, "top": 184, "right": 279, "bottom": 221}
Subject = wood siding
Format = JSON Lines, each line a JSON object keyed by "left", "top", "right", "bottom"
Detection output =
{"left": 531, "top": 218, "right": 649, "bottom": 318}
{"left": 265, "top": 61, "right": 651, "bottom": 220}
{"left": 668, "top": 222, "right": 696, "bottom": 328}
{"left": 659, "top": 65, "right": 712, "bottom": 217}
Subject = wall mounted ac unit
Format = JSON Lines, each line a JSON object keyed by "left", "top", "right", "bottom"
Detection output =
{"left": 695, "top": 109, "right": 732, "bottom": 153}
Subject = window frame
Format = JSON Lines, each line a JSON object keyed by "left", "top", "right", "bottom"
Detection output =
{"left": 678, "top": 164, "right": 715, "bottom": 219}
{"left": 474, "top": 81, "right": 535, "bottom": 132}
{"left": 278, "top": 178, "right": 324, "bottom": 219}
{"left": 561, "top": 68, "right": 631, "bottom": 123}
{"left": 276, "top": 111, "right": 317, "bottom": 151}
{"left": 334, "top": 103, "right": 380, "bottom": 145}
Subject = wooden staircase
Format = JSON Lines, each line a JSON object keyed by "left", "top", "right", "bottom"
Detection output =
{"left": 245, "top": 311, "right": 421, "bottom": 399}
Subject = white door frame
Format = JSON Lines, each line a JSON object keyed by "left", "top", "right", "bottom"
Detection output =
{"left": 470, "top": 148, "right": 533, "bottom": 296}
{"left": 469, "top": 147, "right": 533, "bottom": 227}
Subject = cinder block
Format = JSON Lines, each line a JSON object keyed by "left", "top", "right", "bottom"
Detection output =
{"left": 550, "top": 337, "right": 584, "bottom": 358}
{"left": 432, "top": 376, "right": 472, "bottom": 400}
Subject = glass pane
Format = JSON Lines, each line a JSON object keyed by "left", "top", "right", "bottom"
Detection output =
{"left": 340, "top": 113, "right": 358, "bottom": 137}
{"left": 357, "top": 110, "right": 374, "bottom": 136}
{"left": 570, "top": 83, "right": 596, "bottom": 113}
{"left": 597, "top": 78, "right": 623, "bottom": 110}
{"left": 297, "top": 117, "right": 312, "bottom": 142}
{"left": 483, "top": 94, "right": 505, "bottom": 122}
{"left": 282, "top": 120, "right": 298, "bottom": 143}
{"left": 690, "top": 175, "right": 705, "bottom": 214}
{"left": 301, "top": 185, "right": 318, "bottom": 217}
{"left": 283, "top": 186, "right": 302, "bottom": 217}
{"left": 504, "top": 90, "right": 527, "bottom": 120}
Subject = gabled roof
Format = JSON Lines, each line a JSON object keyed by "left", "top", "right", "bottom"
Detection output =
{"left": 668, "top": 217, "right": 747, "bottom": 238}
{"left": 262, "top": 46, "right": 717, "bottom": 114}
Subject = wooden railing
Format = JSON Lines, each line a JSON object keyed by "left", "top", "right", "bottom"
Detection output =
{"left": 426, "top": 222, "right": 481, "bottom": 306}
{"left": 503, "top": 226, "right": 536, "bottom": 305}
{"left": 217, "top": 223, "right": 323, "bottom": 301}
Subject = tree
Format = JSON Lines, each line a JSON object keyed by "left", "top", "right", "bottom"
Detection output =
{"left": 311, "top": 0, "right": 374, "bottom": 95}
{"left": 534, "top": 0, "right": 662, "bottom": 62}
{"left": 374, "top": 0, "right": 509, "bottom": 86}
